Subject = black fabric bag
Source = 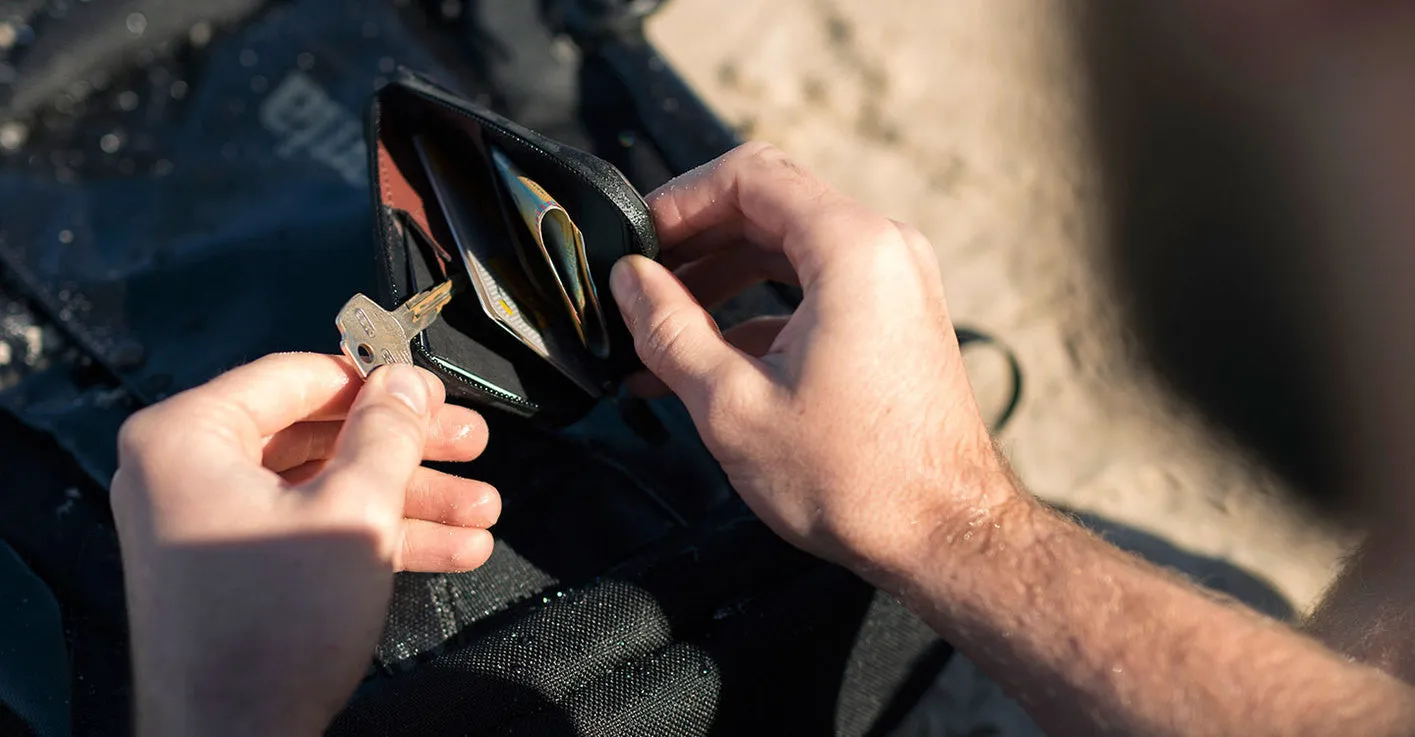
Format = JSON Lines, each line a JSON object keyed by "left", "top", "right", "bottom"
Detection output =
{"left": 0, "top": 2, "right": 960, "bottom": 735}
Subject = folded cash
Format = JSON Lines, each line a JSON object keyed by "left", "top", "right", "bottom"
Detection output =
{"left": 490, "top": 147, "right": 611, "bottom": 359}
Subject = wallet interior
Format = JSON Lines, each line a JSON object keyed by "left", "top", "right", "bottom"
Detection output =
{"left": 370, "top": 77, "right": 656, "bottom": 420}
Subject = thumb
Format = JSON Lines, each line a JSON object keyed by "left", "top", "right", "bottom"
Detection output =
{"left": 610, "top": 255, "right": 753, "bottom": 409}
{"left": 313, "top": 364, "right": 443, "bottom": 518}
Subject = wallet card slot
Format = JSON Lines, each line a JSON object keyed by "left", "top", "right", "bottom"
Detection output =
{"left": 374, "top": 139, "right": 454, "bottom": 277}
{"left": 372, "top": 91, "right": 603, "bottom": 419}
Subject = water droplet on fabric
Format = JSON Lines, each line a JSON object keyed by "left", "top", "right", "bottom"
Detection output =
{"left": 189, "top": 22, "right": 212, "bottom": 47}
{"left": 378, "top": 56, "right": 396, "bottom": 74}
{"left": 116, "top": 90, "right": 139, "bottom": 111}
{"left": 250, "top": 75, "right": 268, "bottom": 93}
{"left": 99, "top": 131, "right": 124, "bottom": 154}
{"left": 617, "top": 131, "right": 636, "bottom": 147}
{"left": 125, "top": 12, "right": 147, "bottom": 36}
{"left": 0, "top": 121, "right": 27, "bottom": 151}
{"left": 546, "top": 36, "right": 577, "bottom": 65}
{"left": 57, "top": 230, "right": 73, "bottom": 244}
{"left": 239, "top": 49, "right": 258, "bottom": 68}
{"left": 170, "top": 80, "right": 188, "bottom": 100}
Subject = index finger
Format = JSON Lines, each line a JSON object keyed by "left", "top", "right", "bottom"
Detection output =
{"left": 137, "top": 353, "right": 385, "bottom": 463}
{"left": 648, "top": 142, "right": 895, "bottom": 289}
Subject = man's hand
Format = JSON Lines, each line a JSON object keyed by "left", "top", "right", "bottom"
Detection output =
{"left": 110, "top": 354, "right": 499, "bottom": 737}
{"left": 613, "top": 143, "right": 1415, "bottom": 736}
{"left": 610, "top": 142, "right": 1013, "bottom": 572}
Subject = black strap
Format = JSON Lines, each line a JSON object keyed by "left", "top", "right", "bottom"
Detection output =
{"left": 956, "top": 326, "right": 1024, "bottom": 433}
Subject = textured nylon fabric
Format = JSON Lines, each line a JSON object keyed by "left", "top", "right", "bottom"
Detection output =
{"left": 339, "top": 582, "right": 721, "bottom": 736}
{"left": 341, "top": 503, "right": 951, "bottom": 737}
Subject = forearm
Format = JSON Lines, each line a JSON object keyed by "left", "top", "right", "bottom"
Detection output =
{"left": 862, "top": 457, "right": 1415, "bottom": 736}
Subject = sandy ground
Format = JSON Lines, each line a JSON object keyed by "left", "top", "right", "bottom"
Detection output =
{"left": 649, "top": 1, "right": 1355, "bottom": 733}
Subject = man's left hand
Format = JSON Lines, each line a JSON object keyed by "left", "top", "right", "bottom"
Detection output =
{"left": 110, "top": 353, "right": 498, "bottom": 736}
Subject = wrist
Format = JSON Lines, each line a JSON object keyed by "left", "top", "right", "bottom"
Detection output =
{"left": 847, "top": 436, "right": 1032, "bottom": 592}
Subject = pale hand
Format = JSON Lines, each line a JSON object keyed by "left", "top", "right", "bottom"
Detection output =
{"left": 110, "top": 355, "right": 499, "bottom": 736}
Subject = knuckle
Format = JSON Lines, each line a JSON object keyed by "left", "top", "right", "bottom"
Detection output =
{"left": 856, "top": 213, "right": 908, "bottom": 251}
{"left": 115, "top": 405, "right": 177, "bottom": 467}
{"left": 636, "top": 304, "right": 706, "bottom": 376}
{"left": 892, "top": 221, "right": 929, "bottom": 251}
{"left": 855, "top": 219, "right": 918, "bottom": 270}
{"left": 727, "top": 140, "right": 779, "bottom": 166}
{"left": 350, "top": 401, "right": 425, "bottom": 445}
{"left": 893, "top": 222, "right": 940, "bottom": 271}
{"left": 732, "top": 142, "right": 819, "bottom": 191}
{"left": 115, "top": 409, "right": 154, "bottom": 460}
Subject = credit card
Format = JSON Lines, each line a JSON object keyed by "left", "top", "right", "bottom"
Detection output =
{"left": 413, "top": 135, "right": 602, "bottom": 396}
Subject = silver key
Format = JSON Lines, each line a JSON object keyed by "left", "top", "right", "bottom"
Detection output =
{"left": 336, "top": 279, "right": 459, "bottom": 378}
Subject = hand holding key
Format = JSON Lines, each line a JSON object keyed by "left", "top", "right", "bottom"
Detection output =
{"left": 110, "top": 354, "right": 499, "bottom": 735}
{"left": 337, "top": 278, "right": 461, "bottom": 378}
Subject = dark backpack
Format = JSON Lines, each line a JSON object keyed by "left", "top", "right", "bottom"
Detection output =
{"left": 0, "top": 2, "right": 959, "bottom": 734}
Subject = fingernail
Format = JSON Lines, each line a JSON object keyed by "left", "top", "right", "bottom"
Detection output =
{"left": 610, "top": 256, "right": 640, "bottom": 305}
{"left": 381, "top": 365, "right": 429, "bottom": 415}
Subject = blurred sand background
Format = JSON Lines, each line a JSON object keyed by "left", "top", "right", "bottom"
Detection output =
{"left": 649, "top": 1, "right": 1354, "bottom": 733}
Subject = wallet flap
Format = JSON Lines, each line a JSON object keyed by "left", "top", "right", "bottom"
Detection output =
{"left": 387, "top": 69, "right": 657, "bottom": 269}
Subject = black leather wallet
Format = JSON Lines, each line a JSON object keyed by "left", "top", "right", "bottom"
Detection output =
{"left": 366, "top": 70, "right": 658, "bottom": 424}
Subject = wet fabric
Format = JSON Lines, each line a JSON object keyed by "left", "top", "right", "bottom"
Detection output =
{"left": 0, "top": 1, "right": 953, "bottom": 734}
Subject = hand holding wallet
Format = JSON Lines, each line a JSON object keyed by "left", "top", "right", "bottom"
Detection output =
{"left": 338, "top": 70, "right": 659, "bottom": 424}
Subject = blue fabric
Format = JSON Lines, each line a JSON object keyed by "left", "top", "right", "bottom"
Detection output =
{"left": 0, "top": 0, "right": 447, "bottom": 482}
{"left": 0, "top": 540, "right": 70, "bottom": 737}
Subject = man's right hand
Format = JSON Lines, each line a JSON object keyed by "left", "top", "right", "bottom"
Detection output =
{"left": 611, "top": 144, "right": 1415, "bottom": 737}
{"left": 609, "top": 142, "right": 1018, "bottom": 573}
